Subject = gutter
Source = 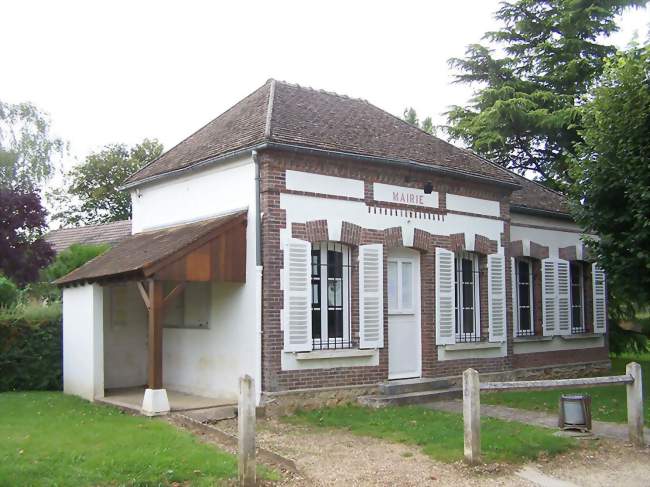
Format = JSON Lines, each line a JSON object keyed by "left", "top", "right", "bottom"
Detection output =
{"left": 120, "top": 142, "right": 523, "bottom": 192}
{"left": 510, "top": 204, "right": 574, "bottom": 221}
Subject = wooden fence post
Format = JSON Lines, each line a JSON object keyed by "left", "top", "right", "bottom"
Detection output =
{"left": 238, "top": 375, "right": 256, "bottom": 486}
{"left": 463, "top": 368, "right": 481, "bottom": 464}
{"left": 626, "top": 362, "right": 645, "bottom": 447}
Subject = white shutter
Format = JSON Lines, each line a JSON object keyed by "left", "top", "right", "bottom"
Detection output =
{"left": 488, "top": 254, "right": 507, "bottom": 342}
{"left": 435, "top": 247, "right": 456, "bottom": 345}
{"left": 592, "top": 264, "right": 607, "bottom": 333}
{"left": 556, "top": 260, "right": 571, "bottom": 335}
{"left": 511, "top": 257, "right": 518, "bottom": 337}
{"left": 541, "top": 259, "right": 557, "bottom": 336}
{"left": 359, "top": 244, "right": 384, "bottom": 348}
{"left": 283, "top": 238, "right": 312, "bottom": 352}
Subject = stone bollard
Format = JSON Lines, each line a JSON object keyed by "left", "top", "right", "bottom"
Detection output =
{"left": 626, "top": 362, "right": 645, "bottom": 447}
{"left": 238, "top": 375, "right": 256, "bottom": 486}
{"left": 463, "top": 368, "right": 481, "bottom": 464}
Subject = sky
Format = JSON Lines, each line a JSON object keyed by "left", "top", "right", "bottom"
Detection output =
{"left": 1, "top": 0, "right": 648, "bottom": 177}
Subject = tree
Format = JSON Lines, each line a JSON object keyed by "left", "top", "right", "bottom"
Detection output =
{"left": 570, "top": 43, "right": 650, "bottom": 306}
{"left": 52, "top": 139, "right": 163, "bottom": 226}
{"left": 403, "top": 107, "right": 435, "bottom": 135}
{"left": 446, "top": 0, "right": 644, "bottom": 190}
{"left": 0, "top": 101, "right": 65, "bottom": 190}
{"left": 0, "top": 188, "right": 54, "bottom": 285}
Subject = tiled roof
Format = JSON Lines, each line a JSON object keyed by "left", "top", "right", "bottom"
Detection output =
{"left": 45, "top": 220, "right": 132, "bottom": 253}
{"left": 124, "top": 79, "right": 519, "bottom": 187}
{"left": 510, "top": 175, "right": 571, "bottom": 216}
{"left": 54, "top": 210, "right": 246, "bottom": 286}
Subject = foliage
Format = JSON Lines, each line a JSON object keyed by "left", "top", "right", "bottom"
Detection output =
{"left": 446, "top": 0, "right": 644, "bottom": 189}
{"left": 288, "top": 404, "right": 574, "bottom": 463}
{"left": 570, "top": 44, "right": 650, "bottom": 306}
{"left": 403, "top": 107, "right": 435, "bottom": 134}
{"left": 0, "top": 100, "right": 65, "bottom": 190}
{"left": 43, "top": 243, "right": 110, "bottom": 283}
{"left": 0, "top": 276, "right": 18, "bottom": 307}
{"left": 0, "top": 303, "right": 63, "bottom": 392}
{"left": 0, "top": 187, "right": 54, "bottom": 285}
{"left": 0, "top": 392, "right": 277, "bottom": 486}
{"left": 482, "top": 354, "right": 650, "bottom": 424}
{"left": 50, "top": 138, "right": 163, "bottom": 226}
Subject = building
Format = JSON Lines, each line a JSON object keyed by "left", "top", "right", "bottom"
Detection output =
{"left": 46, "top": 220, "right": 132, "bottom": 253}
{"left": 56, "top": 80, "right": 608, "bottom": 415}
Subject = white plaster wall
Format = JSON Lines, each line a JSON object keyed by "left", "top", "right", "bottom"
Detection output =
{"left": 163, "top": 280, "right": 255, "bottom": 401}
{"left": 286, "top": 170, "right": 365, "bottom": 198}
{"left": 511, "top": 212, "right": 582, "bottom": 232}
{"left": 128, "top": 155, "right": 260, "bottom": 402}
{"left": 103, "top": 283, "right": 148, "bottom": 389}
{"left": 63, "top": 284, "right": 104, "bottom": 401}
{"left": 510, "top": 221, "right": 586, "bottom": 259}
{"left": 447, "top": 193, "right": 500, "bottom": 217}
{"left": 131, "top": 154, "right": 254, "bottom": 233}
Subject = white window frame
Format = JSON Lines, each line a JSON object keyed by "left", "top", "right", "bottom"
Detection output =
{"left": 514, "top": 258, "right": 535, "bottom": 336}
{"left": 311, "top": 242, "right": 351, "bottom": 347}
{"left": 570, "top": 262, "right": 586, "bottom": 333}
{"left": 387, "top": 258, "right": 415, "bottom": 315}
{"left": 454, "top": 252, "right": 481, "bottom": 341}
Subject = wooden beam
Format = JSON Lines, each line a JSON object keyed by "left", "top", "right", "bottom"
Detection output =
{"left": 163, "top": 282, "right": 186, "bottom": 310}
{"left": 480, "top": 374, "right": 633, "bottom": 391}
{"left": 137, "top": 281, "right": 151, "bottom": 310}
{"left": 148, "top": 280, "right": 164, "bottom": 389}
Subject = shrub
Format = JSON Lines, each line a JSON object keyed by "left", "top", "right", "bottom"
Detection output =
{"left": 0, "top": 276, "right": 18, "bottom": 307}
{"left": 43, "top": 243, "right": 110, "bottom": 282}
{"left": 0, "top": 303, "right": 62, "bottom": 391}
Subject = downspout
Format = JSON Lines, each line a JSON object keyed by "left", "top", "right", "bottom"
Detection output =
{"left": 252, "top": 150, "right": 262, "bottom": 266}
{"left": 252, "top": 149, "right": 263, "bottom": 405}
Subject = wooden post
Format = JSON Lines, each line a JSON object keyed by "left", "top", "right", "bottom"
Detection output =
{"left": 463, "top": 368, "right": 481, "bottom": 464}
{"left": 626, "top": 362, "right": 645, "bottom": 447}
{"left": 148, "top": 280, "right": 164, "bottom": 389}
{"left": 238, "top": 375, "right": 256, "bottom": 487}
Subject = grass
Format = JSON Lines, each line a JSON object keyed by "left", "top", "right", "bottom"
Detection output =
{"left": 0, "top": 391, "right": 276, "bottom": 487}
{"left": 287, "top": 404, "right": 575, "bottom": 463}
{"left": 482, "top": 354, "right": 650, "bottom": 424}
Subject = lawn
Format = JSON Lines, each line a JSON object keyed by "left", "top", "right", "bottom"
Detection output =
{"left": 0, "top": 392, "right": 273, "bottom": 487}
{"left": 482, "top": 354, "right": 650, "bottom": 424}
{"left": 287, "top": 404, "right": 575, "bottom": 463}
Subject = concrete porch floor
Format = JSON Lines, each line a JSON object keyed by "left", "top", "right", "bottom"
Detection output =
{"left": 98, "top": 387, "right": 236, "bottom": 413}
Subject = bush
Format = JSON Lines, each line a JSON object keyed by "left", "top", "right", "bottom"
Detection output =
{"left": 0, "top": 276, "right": 18, "bottom": 307}
{"left": 0, "top": 303, "right": 62, "bottom": 391}
{"left": 43, "top": 243, "right": 110, "bottom": 282}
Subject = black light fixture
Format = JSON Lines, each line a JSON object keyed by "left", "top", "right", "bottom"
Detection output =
{"left": 423, "top": 181, "right": 434, "bottom": 194}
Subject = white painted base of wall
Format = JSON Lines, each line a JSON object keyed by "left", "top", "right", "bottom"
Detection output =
{"left": 141, "top": 388, "right": 170, "bottom": 416}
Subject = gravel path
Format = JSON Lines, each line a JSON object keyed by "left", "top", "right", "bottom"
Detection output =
{"left": 174, "top": 414, "right": 650, "bottom": 486}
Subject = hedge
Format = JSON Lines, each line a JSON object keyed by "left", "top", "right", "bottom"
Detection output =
{"left": 0, "top": 304, "right": 62, "bottom": 392}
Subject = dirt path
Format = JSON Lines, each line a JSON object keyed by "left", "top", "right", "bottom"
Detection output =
{"left": 175, "top": 414, "right": 650, "bottom": 486}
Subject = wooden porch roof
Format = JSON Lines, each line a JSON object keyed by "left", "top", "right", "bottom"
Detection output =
{"left": 55, "top": 210, "right": 247, "bottom": 286}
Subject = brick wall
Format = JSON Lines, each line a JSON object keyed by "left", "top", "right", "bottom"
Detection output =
{"left": 259, "top": 148, "right": 608, "bottom": 393}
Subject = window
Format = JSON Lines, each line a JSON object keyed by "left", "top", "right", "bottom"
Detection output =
{"left": 570, "top": 262, "right": 585, "bottom": 333}
{"left": 515, "top": 259, "right": 535, "bottom": 336}
{"left": 162, "top": 281, "right": 211, "bottom": 329}
{"left": 454, "top": 252, "right": 481, "bottom": 342}
{"left": 311, "top": 242, "right": 352, "bottom": 349}
{"left": 388, "top": 259, "right": 414, "bottom": 314}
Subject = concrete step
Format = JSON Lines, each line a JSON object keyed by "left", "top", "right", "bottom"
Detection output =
{"left": 379, "top": 378, "right": 452, "bottom": 396}
{"left": 358, "top": 387, "right": 462, "bottom": 408}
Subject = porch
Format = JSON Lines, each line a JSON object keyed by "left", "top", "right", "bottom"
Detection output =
{"left": 57, "top": 209, "right": 252, "bottom": 416}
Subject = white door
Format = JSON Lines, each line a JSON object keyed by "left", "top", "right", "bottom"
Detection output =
{"left": 387, "top": 248, "right": 421, "bottom": 380}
